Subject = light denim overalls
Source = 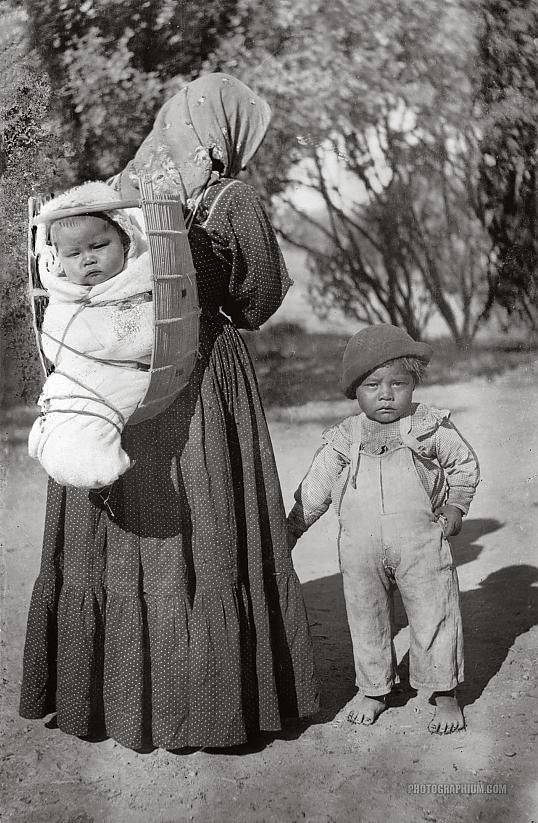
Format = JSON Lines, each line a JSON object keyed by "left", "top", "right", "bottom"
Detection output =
{"left": 337, "top": 413, "right": 464, "bottom": 696}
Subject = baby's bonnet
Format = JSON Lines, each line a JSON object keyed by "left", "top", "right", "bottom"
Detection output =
{"left": 35, "top": 181, "right": 148, "bottom": 303}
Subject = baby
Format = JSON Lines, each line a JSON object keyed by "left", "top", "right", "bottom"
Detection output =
{"left": 287, "top": 324, "right": 480, "bottom": 734}
{"left": 28, "top": 181, "right": 153, "bottom": 489}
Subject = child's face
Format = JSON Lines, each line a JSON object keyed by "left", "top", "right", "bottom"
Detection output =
{"left": 53, "top": 217, "right": 126, "bottom": 286}
{"left": 356, "top": 361, "right": 415, "bottom": 423}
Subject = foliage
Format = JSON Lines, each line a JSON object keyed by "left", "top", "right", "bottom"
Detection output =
{"left": 0, "top": 2, "right": 75, "bottom": 404}
{"left": 245, "top": 323, "right": 538, "bottom": 409}
{"left": 23, "top": 0, "right": 237, "bottom": 178}
{"left": 210, "top": 0, "right": 498, "bottom": 346}
{"left": 477, "top": 0, "right": 538, "bottom": 325}
{"left": 1, "top": 0, "right": 535, "bottom": 414}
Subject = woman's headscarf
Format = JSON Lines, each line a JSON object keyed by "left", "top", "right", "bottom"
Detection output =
{"left": 117, "top": 73, "right": 272, "bottom": 208}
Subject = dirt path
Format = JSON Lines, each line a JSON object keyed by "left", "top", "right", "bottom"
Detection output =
{"left": 1, "top": 364, "right": 537, "bottom": 823}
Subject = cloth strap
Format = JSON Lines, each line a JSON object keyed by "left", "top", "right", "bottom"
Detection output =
{"left": 200, "top": 179, "right": 239, "bottom": 226}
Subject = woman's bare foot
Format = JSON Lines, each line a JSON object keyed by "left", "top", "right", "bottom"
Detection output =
{"left": 347, "top": 694, "right": 387, "bottom": 726}
{"left": 428, "top": 690, "right": 465, "bottom": 734}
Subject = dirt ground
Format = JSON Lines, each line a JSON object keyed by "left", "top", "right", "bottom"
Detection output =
{"left": 1, "top": 362, "right": 537, "bottom": 823}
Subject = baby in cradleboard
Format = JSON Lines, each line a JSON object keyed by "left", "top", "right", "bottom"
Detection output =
{"left": 287, "top": 324, "right": 480, "bottom": 734}
{"left": 28, "top": 181, "right": 153, "bottom": 489}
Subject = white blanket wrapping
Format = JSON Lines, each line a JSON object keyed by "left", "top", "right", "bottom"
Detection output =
{"left": 28, "top": 250, "right": 153, "bottom": 488}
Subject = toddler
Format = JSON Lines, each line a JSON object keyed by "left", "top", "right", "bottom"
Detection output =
{"left": 28, "top": 181, "right": 153, "bottom": 488}
{"left": 287, "top": 324, "right": 479, "bottom": 734}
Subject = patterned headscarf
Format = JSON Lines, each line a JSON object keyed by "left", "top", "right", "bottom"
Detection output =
{"left": 116, "top": 73, "right": 272, "bottom": 208}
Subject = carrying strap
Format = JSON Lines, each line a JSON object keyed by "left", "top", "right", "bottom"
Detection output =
{"left": 35, "top": 373, "right": 126, "bottom": 465}
{"left": 199, "top": 179, "right": 239, "bottom": 228}
{"left": 42, "top": 329, "right": 150, "bottom": 372}
{"left": 39, "top": 299, "right": 142, "bottom": 438}
{"left": 349, "top": 415, "right": 363, "bottom": 488}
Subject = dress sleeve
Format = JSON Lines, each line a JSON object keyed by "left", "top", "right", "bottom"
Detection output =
{"left": 220, "top": 184, "right": 292, "bottom": 330}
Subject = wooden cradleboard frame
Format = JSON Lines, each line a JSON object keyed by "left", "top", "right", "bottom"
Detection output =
{"left": 28, "top": 176, "right": 200, "bottom": 426}
{"left": 28, "top": 193, "right": 55, "bottom": 380}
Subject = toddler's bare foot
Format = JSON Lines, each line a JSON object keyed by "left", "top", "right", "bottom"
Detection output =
{"left": 428, "top": 690, "right": 465, "bottom": 734}
{"left": 347, "top": 694, "right": 387, "bottom": 726}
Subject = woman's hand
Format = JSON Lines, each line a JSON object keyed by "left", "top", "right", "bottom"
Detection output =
{"left": 435, "top": 505, "right": 463, "bottom": 538}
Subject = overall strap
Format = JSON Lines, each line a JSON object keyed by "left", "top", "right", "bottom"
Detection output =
{"left": 350, "top": 414, "right": 364, "bottom": 488}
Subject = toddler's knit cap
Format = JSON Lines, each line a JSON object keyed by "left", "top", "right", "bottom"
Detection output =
{"left": 341, "top": 324, "right": 432, "bottom": 398}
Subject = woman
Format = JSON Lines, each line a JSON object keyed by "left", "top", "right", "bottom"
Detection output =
{"left": 20, "top": 73, "right": 319, "bottom": 750}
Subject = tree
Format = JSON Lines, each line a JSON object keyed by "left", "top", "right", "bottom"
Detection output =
{"left": 23, "top": 0, "right": 237, "bottom": 178}
{"left": 211, "top": 0, "right": 498, "bottom": 345}
{"left": 477, "top": 0, "right": 538, "bottom": 326}
{"left": 0, "top": 1, "right": 75, "bottom": 404}
{"left": 0, "top": 0, "right": 258, "bottom": 406}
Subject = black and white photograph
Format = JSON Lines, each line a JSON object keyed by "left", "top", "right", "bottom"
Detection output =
{"left": 1, "top": 1, "right": 536, "bottom": 820}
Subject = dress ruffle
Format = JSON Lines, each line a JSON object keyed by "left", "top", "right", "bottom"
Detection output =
{"left": 21, "top": 564, "right": 318, "bottom": 749}
{"left": 19, "top": 572, "right": 60, "bottom": 719}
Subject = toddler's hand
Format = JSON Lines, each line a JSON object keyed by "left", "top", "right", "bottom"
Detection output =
{"left": 435, "top": 505, "right": 463, "bottom": 538}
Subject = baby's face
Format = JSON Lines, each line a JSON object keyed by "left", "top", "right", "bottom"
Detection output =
{"left": 356, "top": 362, "right": 415, "bottom": 424}
{"left": 53, "top": 217, "right": 125, "bottom": 286}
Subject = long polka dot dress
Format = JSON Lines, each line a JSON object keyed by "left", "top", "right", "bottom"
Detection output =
{"left": 19, "top": 180, "right": 320, "bottom": 750}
